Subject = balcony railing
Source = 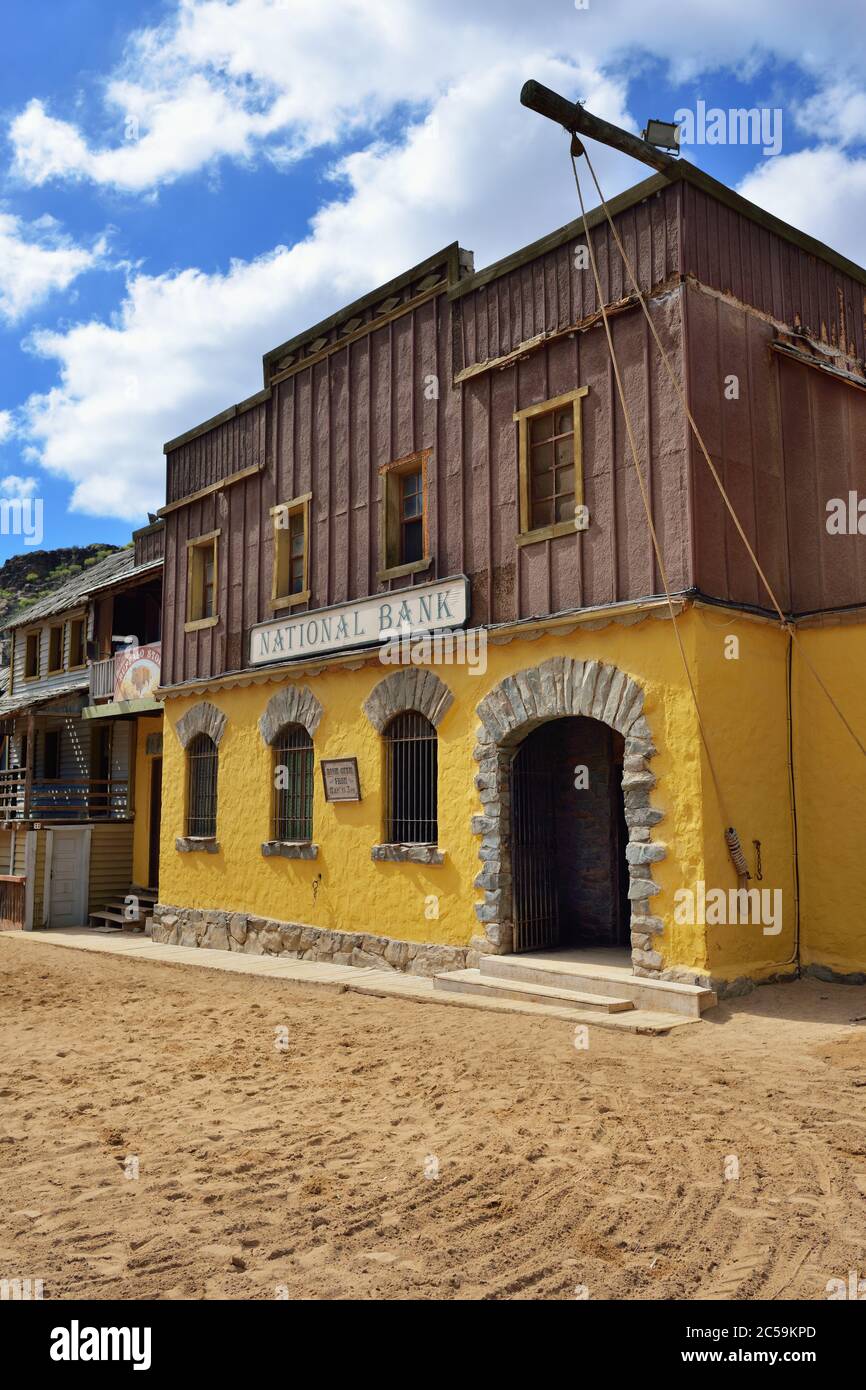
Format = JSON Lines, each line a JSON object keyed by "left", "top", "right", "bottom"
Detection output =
{"left": 0, "top": 768, "right": 129, "bottom": 822}
{"left": 0, "top": 874, "right": 26, "bottom": 929}
{"left": 89, "top": 656, "right": 116, "bottom": 700}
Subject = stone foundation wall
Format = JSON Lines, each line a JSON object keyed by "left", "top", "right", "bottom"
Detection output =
{"left": 152, "top": 903, "right": 472, "bottom": 977}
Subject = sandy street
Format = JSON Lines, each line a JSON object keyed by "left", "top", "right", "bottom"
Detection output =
{"left": 1, "top": 935, "right": 865, "bottom": 1302}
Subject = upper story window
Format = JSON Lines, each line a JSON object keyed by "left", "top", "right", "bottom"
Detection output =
{"left": 271, "top": 494, "right": 311, "bottom": 609}
{"left": 187, "top": 732, "right": 218, "bottom": 838}
{"left": 24, "top": 630, "right": 40, "bottom": 680}
{"left": 514, "top": 387, "right": 589, "bottom": 544}
{"left": 399, "top": 469, "right": 423, "bottom": 563}
{"left": 378, "top": 449, "right": 431, "bottom": 580}
{"left": 47, "top": 623, "right": 64, "bottom": 674}
{"left": 186, "top": 530, "right": 220, "bottom": 631}
{"left": 68, "top": 618, "right": 86, "bottom": 670}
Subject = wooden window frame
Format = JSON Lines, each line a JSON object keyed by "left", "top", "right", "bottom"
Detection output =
{"left": 514, "top": 387, "right": 589, "bottom": 546}
{"left": 270, "top": 493, "right": 311, "bottom": 610}
{"left": 185, "top": 529, "right": 221, "bottom": 632}
{"left": 23, "top": 629, "right": 41, "bottom": 682}
{"left": 47, "top": 622, "right": 65, "bottom": 675}
{"left": 377, "top": 449, "right": 432, "bottom": 581}
{"left": 67, "top": 616, "right": 87, "bottom": 671}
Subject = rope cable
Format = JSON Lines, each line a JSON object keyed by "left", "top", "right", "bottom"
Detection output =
{"left": 578, "top": 141, "right": 866, "bottom": 762}
{"left": 570, "top": 151, "right": 732, "bottom": 826}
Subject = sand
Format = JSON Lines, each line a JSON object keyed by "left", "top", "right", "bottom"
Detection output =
{"left": 1, "top": 934, "right": 866, "bottom": 1300}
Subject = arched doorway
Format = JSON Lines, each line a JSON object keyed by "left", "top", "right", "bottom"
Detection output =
{"left": 510, "top": 716, "right": 630, "bottom": 952}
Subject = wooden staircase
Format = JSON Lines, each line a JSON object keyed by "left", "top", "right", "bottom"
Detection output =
{"left": 89, "top": 886, "right": 158, "bottom": 934}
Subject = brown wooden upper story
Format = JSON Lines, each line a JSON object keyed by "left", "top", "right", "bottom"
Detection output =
{"left": 160, "top": 162, "right": 866, "bottom": 689}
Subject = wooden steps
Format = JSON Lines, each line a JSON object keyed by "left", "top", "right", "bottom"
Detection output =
{"left": 89, "top": 886, "right": 157, "bottom": 934}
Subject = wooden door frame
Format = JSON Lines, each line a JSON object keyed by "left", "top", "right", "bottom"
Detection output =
{"left": 148, "top": 757, "right": 163, "bottom": 890}
{"left": 44, "top": 826, "right": 92, "bottom": 928}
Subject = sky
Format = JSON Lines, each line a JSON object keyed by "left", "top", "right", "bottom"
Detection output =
{"left": 1, "top": 0, "right": 865, "bottom": 560}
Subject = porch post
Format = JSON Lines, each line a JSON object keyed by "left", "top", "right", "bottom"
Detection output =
{"left": 23, "top": 710, "right": 34, "bottom": 821}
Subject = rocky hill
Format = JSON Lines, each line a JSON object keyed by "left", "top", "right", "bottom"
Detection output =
{"left": 0, "top": 544, "right": 119, "bottom": 646}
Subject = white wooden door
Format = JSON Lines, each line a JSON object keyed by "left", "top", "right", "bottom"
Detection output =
{"left": 47, "top": 829, "right": 89, "bottom": 927}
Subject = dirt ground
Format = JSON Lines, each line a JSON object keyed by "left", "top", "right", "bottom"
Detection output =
{"left": 1, "top": 936, "right": 866, "bottom": 1301}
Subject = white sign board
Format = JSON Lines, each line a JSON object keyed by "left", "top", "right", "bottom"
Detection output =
{"left": 250, "top": 575, "right": 469, "bottom": 667}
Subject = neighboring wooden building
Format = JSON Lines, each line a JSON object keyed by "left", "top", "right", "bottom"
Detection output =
{"left": 0, "top": 522, "right": 164, "bottom": 929}
{"left": 144, "top": 156, "right": 866, "bottom": 995}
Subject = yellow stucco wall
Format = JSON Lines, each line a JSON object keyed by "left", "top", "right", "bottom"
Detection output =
{"left": 156, "top": 606, "right": 866, "bottom": 982}
{"left": 795, "top": 621, "right": 866, "bottom": 977}
{"left": 158, "top": 610, "right": 704, "bottom": 965}
{"left": 132, "top": 714, "right": 164, "bottom": 887}
{"left": 690, "top": 610, "right": 797, "bottom": 983}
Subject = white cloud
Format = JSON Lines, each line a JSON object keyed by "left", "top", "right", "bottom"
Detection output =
{"left": 0, "top": 213, "right": 105, "bottom": 323}
{"left": 738, "top": 147, "right": 866, "bottom": 268}
{"left": 0, "top": 411, "right": 13, "bottom": 444}
{"left": 10, "top": 0, "right": 866, "bottom": 524}
{"left": 795, "top": 82, "right": 866, "bottom": 150}
{"left": 9, "top": 0, "right": 866, "bottom": 194}
{"left": 0, "top": 474, "right": 39, "bottom": 499}
{"left": 20, "top": 54, "right": 634, "bottom": 520}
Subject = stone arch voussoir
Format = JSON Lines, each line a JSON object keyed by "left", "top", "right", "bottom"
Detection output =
{"left": 363, "top": 668, "right": 454, "bottom": 733}
{"left": 471, "top": 657, "right": 665, "bottom": 975}
{"left": 259, "top": 684, "right": 323, "bottom": 746}
{"left": 175, "top": 700, "right": 228, "bottom": 750}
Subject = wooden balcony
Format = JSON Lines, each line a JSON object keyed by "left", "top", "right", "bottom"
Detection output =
{"left": 0, "top": 768, "right": 129, "bottom": 822}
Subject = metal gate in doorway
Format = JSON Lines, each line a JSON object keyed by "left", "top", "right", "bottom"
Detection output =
{"left": 510, "top": 733, "right": 559, "bottom": 951}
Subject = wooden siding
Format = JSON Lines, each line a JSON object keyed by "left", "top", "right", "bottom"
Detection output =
{"left": 161, "top": 176, "right": 866, "bottom": 687}
{"left": 162, "top": 293, "right": 692, "bottom": 686}
{"left": 10, "top": 619, "right": 87, "bottom": 700}
{"left": 88, "top": 822, "right": 135, "bottom": 913}
{"left": 681, "top": 183, "right": 866, "bottom": 364}
{"left": 452, "top": 182, "right": 682, "bottom": 371}
{"left": 133, "top": 522, "right": 165, "bottom": 567}
{"left": 687, "top": 282, "right": 866, "bottom": 613}
{"left": 32, "top": 828, "right": 46, "bottom": 928}
{"left": 5, "top": 710, "right": 132, "bottom": 783}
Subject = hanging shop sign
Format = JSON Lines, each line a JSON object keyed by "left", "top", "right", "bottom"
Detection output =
{"left": 114, "top": 644, "right": 161, "bottom": 702}
{"left": 320, "top": 757, "right": 362, "bottom": 802}
{"left": 249, "top": 575, "right": 469, "bottom": 667}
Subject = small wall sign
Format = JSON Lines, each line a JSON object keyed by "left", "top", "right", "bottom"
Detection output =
{"left": 321, "top": 757, "right": 361, "bottom": 802}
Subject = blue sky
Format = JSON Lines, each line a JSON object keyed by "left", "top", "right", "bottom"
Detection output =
{"left": 1, "top": 0, "right": 865, "bottom": 562}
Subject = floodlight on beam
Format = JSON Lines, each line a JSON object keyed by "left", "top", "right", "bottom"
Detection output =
{"left": 642, "top": 119, "right": 680, "bottom": 154}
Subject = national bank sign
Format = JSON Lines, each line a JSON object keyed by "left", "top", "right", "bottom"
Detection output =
{"left": 249, "top": 575, "right": 469, "bottom": 667}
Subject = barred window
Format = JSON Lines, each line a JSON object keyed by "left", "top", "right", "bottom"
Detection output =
{"left": 384, "top": 711, "right": 437, "bottom": 844}
{"left": 273, "top": 724, "right": 313, "bottom": 841}
{"left": 187, "top": 732, "right": 218, "bottom": 837}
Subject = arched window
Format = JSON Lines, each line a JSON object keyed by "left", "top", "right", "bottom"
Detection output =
{"left": 273, "top": 724, "right": 313, "bottom": 842}
{"left": 187, "top": 732, "right": 218, "bottom": 837}
{"left": 384, "top": 711, "right": 437, "bottom": 844}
